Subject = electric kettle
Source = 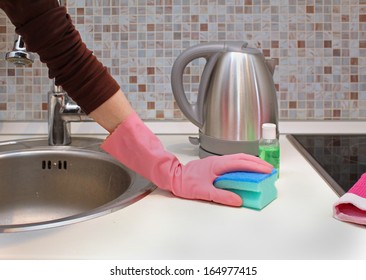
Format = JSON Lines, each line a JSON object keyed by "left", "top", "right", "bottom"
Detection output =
{"left": 171, "top": 41, "right": 279, "bottom": 158}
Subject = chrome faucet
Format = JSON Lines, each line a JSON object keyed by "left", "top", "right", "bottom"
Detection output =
{"left": 47, "top": 0, "right": 93, "bottom": 145}
{"left": 48, "top": 84, "right": 92, "bottom": 146}
{"left": 5, "top": 0, "right": 91, "bottom": 146}
{"left": 5, "top": 35, "right": 35, "bottom": 66}
{"left": 5, "top": 36, "right": 91, "bottom": 146}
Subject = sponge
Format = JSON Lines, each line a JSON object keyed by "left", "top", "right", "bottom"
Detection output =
{"left": 214, "top": 169, "right": 278, "bottom": 210}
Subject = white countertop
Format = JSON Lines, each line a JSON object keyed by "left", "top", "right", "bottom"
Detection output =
{"left": 0, "top": 131, "right": 365, "bottom": 260}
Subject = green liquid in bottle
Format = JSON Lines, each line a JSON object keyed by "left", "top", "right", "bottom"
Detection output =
{"left": 259, "top": 123, "right": 280, "bottom": 177}
{"left": 259, "top": 145, "right": 280, "bottom": 171}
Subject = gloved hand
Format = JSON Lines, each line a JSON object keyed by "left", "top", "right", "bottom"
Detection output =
{"left": 0, "top": 0, "right": 119, "bottom": 114}
{"left": 101, "top": 111, "right": 274, "bottom": 207}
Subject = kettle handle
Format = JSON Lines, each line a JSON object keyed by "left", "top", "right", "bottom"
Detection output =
{"left": 171, "top": 42, "right": 228, "bottom": 128}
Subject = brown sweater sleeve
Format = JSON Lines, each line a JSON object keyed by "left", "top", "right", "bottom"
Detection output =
{"left": 16, "top": 7, "right": 120, "bottom": 114}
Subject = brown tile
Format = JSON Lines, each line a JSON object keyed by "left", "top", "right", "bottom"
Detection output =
{"left": 42, "top": 103, "right": 48, "bottom": 111}
{"left": 324, "top": 40, "right": 332, "bottom": 48}
{"left": 77, "top": 8, "right": 84, "bottom": 15}
{"left": 271, "top": 41, "right": 279, "bottom": 48}
{"left": 289, "top": 101, "right": 297, "bottom": 109}
{"left": 7, "top": 69, "right": 15, "bottom": 76}
{"left": 350, "top": 75, "right": 358, "bottom": 83}
{"left": 191, "top": 75, "right": 200, "bottom": 83}
{"left": 360, "top": 15, "right": 366, "bottom": 22}
{"left": 359, "top": 41, "right": 366, "bottom": 48}
{"left": 129, "top": 76, "right": 137, "bottom": 83}
{"left": 333, "top": 110, "right": 341, "bottom": 118}
{"left": 324, "top": 66, "right": 332, "bottom": 74}
{"left": 297, "top": 40, "right": 305, "bottom": 48}
{"left": 200, "top": 23, "right": 208, "bottom": 31}
{"left": 147, "top": 24, "right": 155, "bottom": 31}
{"left": 306, "top": 6, "right": 314, "bottom": 13}
{"left": 191, "top": 15, "right": 199, "bottom": 22}
{"left": 147, "top": 67, "right": 155, "bottom": 75}
{"left": 351, "top": 58, "right": 359, "bottom": 65}
{"left": 315, "top": 23, "right": 323, "bottom": 31}
{"left": 138, "top": 84, "right": 146, "bottom": 92}
{"left": 342, "top": 15, "right": 349, "bottom": 22}
{"left": 147, "top": 102, "right": 155, "bottom": 109}
{"left": 262, "top": 49, "right": 270, "bottom": 57}
{"left": 156, "top": 110, "right": 164, "bottom": 119}
{"left": 351, "top": 92, "right": 358, "bottom": 100}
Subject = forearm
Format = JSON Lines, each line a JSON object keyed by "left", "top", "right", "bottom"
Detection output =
{"left": 89, "top": 89, "right": 133, "bottom": 133}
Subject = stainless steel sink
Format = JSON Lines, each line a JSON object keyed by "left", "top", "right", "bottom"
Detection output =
{"left": 0, "top": 137, "right": 156, "bottom": 232}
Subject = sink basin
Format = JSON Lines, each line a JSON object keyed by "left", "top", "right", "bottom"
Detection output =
{"left": 0, "top": 137, "right": 156, "bottom": 232}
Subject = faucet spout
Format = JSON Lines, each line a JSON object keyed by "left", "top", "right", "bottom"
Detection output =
{"left": 48, "top": 83, "right": 92, "bottom": 146}
{"left": 5, "top": 35, "right": 35, "bottom": 67}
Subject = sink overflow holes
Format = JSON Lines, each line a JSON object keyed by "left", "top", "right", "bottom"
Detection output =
{"left": 42, "top": 160, "right": 68, "bottom": 170}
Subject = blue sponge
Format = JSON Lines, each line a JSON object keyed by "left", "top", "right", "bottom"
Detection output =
{"left": 214, "top": 169, "right": 278, "bottom": 210}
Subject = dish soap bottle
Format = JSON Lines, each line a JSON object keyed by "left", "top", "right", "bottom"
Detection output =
{"left": 259, "top": 123, "right": 280, "bottom": 177}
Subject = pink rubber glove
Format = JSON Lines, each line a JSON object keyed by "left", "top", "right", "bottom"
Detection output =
{"left": 101, "top": 111, "right": 273, "bottom": 207}
{"left": 333, "top": 173, "right": 366, "bottom": 225}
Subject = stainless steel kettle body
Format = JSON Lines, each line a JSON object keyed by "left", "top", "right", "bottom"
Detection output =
{"left": 171, "top": 41, "right": 279, "bottom": 158}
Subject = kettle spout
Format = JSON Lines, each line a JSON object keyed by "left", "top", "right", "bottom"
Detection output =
{"left": 265, "top": 58, "right": 277, "bottom": 76}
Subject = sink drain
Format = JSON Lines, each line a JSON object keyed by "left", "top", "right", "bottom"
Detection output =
{"left": 42, "top": 160, "right": 68, "bottom": 170}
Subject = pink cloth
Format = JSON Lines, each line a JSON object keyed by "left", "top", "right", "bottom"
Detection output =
{"left": 101, "top": 111, "right": 273, "bottom": 207}
{"left": 333, "top": 173, "right": 366, "bottom": 225}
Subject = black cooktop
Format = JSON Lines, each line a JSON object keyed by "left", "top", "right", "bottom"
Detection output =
{"left": 287, "top": 134, "right": 366, "bottom": 197}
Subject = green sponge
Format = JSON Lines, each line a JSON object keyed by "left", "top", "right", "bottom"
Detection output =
{"left": 214, "top": 169, "right": 278, "bottom": 210}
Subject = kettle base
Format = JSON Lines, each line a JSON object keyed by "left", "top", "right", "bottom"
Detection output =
{"left": 197, "top": 133, "right": 260, "bottom": 158}
{"left": 198, "top": 146, "right": 221, "bottom": 158}
{"left": 198, "top": 145, "right": 259, "bottom": 158}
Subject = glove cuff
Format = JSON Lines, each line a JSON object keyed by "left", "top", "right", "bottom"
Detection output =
{"left": 101, "top": 111, "right": 180, "bottom": 191}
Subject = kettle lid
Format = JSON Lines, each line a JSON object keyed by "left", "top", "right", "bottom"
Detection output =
{"left": 224, "top": 41, "right": 261, "bottom": 54}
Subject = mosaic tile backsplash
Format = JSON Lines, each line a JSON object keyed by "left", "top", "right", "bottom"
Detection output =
{"left": 1, "top": 0, "right": 366, "bottom": 121}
